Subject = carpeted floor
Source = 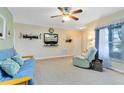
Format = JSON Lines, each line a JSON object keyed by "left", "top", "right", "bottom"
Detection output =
{"left": 34, "top": 57, "right": 124, "bottom": 85}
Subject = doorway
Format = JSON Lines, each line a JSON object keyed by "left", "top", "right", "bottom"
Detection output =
{"left": 73, "top": 37, "right": 81, "bottom": 56}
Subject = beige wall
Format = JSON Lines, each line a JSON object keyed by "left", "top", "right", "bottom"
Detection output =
{"left": 0, "top": 8, "right": 14, "bottom": 50}
{"left": 81, "top": 9, "right": 124, "bottom": 52}
{"left": 81, "top": 9, "right": 124, "bottom": 70}
{"left": 14, "top": 23, "right": 81, "bottom": 59}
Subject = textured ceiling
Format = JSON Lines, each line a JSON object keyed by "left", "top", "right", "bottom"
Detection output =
{"left": 8, "top": 7, "right": 124, "bottom": 30}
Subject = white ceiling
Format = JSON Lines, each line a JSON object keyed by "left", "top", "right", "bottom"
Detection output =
{"left": 8, "top": 7, "right": 124, "bottom": 30}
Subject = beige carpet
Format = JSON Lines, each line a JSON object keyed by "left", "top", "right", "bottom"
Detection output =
{"left": 34, "top": 57, "right": 124, "bottom": 85}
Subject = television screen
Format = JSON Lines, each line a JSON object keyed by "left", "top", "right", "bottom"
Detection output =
{"left": 44, "top": 33, "right": 58, "bottom": 44}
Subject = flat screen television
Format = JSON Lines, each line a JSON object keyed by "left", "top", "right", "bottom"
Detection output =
{"left": 44, "top": 33, "right": 58, "bottom": 44}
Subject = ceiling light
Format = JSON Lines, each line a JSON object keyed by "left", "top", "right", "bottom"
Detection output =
{"left": 63, "top": 15, "right": 70, "bottom": 21}
{"left": 79, "top": 26, "right": 86, "bottom": 29}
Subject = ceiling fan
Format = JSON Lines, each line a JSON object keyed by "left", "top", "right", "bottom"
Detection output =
{"left": 50, "top": 7, "right": 83, "bottom": 22}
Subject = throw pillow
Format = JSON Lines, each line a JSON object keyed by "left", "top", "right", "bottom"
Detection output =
{"left": 0, "top": 60, "right": 3, "bottom": 65}
{"left": 0, "top": 58, "right": 20, "bottom": 77}
{"left": 11, "top": 55, "right": 24, "bottom": 66}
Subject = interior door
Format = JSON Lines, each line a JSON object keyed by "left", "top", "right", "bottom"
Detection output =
{"left": 73, "top": 37, "right": 81, "bottom": 56}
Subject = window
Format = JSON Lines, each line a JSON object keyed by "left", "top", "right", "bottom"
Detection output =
{"left": 111, "top": 27, "right": 122, "bottom": 53}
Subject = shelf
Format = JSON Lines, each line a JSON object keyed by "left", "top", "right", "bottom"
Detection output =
{"left": 44, "top": 44, "right": 59, "bottom": 47}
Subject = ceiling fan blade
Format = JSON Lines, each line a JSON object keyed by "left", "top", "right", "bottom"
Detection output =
{"left": 57, "top": 7, "right": 64, "bottom": 13}
{"left": 51, "top": 15, "right": 62, "bottom": 18}
{"left": 71, "top": 9, "right": 83, "bottom": 14}
{"left": 69, "top": 15, "right": 79, "bottom": 21}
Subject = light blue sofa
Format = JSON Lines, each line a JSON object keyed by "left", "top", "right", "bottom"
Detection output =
{"left": 0, "top": 48, "right": 35, "bottom": 85}
{"left": 73, "top": 47, "right": 97, "bottom": 68}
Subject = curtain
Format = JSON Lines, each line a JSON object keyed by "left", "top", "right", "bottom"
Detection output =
{"left": 95, "top": 29, "right": 99, "bottom": 59}
{"left": 120, "top": 25, "right": 124, "bottom": 60}
{"left": 99, "top": 28, "right": 112, "bottom": 68}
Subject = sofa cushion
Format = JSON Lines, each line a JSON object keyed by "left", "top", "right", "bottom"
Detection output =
{"left": 0, "top": 58, "right": 20, "bottom": 77}
{"left": 0, "top": 48, "right": 35, "bottom": 85}
{"left": 0, "top": 48, "right": 17, "bottom": 61}
{"left": 15, "top": 58, "right": 35, "bottom": 84}
{"left": 11, "top": 55, "right": 24, "bottom": 66}
{"left": 0, "top": 58, "right": 35, "bottom": 84}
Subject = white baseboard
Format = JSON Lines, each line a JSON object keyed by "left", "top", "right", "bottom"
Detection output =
{"left": 110, "top": 67, "right": 124, "bottom": 75}
{"left": 36, "top": 55, "right": 73, "bottom": 60}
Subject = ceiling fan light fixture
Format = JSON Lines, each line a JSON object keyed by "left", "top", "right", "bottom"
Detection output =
{"left": 79, "top": 26, "right": 86, "bottom": 29}
{"left": 62, "top": 15, "right": 70, "bottom": 21}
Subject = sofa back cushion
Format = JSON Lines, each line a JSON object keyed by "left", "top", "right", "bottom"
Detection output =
{"left": 0, "top": 48, "right": 17, "bottom": 61}
{"left": 86, "top": 47, "right": 97, "bottom": 62}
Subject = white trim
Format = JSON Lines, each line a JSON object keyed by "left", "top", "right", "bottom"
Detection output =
{"left": 110, "top": 67, "right": 124, "bottom": 75}
{"left": 0, "top": 14, "right": 6, "bottom": 40}
{"left": 13, "top": 28, "right": 16, "bottom": 48}
{"left": 36, "top": 55, "right": 73, "bottom": 60}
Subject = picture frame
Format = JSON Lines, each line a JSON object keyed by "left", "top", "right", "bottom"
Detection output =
{"left": 48, "top": 28, "right": 54, "bottom": 33}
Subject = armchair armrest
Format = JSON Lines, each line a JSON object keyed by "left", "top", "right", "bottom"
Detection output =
{"left": 0, "top": 76, "right": 31, "bottom": 85}
{"left": 22, "top": 55, "right": 33, "bottom": 58}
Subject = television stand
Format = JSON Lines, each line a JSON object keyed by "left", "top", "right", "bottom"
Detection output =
{"left": 44, "top": 44, "right": 58, "bottom": 47}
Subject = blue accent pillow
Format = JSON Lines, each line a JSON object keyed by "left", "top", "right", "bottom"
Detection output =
{"left": 11, "top": 55, "right": 24, "bottom": 66}
{"left": 0, "top": 60, "right": 3, "bottom": 65}
{"left": 0, "top": 58, "right": 20, "bottom": 77}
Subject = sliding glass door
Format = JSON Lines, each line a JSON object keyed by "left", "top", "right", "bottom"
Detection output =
{"left": 96, "top": 23, "right": 124, "bottom": 71}
{"left": 109, "top": 25, "right": 124, "bottom": 71}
